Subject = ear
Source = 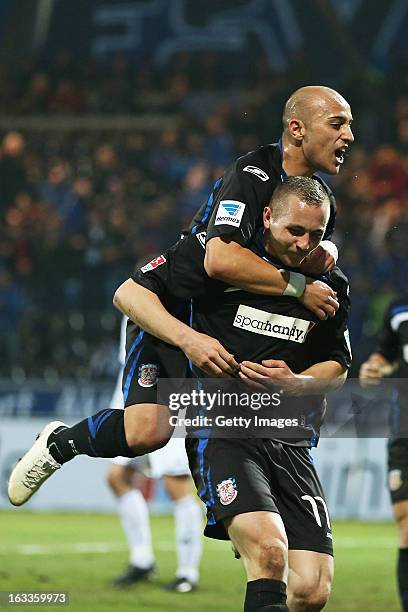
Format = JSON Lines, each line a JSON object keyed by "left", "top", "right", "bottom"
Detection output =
{"left": 287, "top": 118, "right": 306, "bottom": 142}
{"left": 263, "top": 206, "right": 271, "bottom": 229}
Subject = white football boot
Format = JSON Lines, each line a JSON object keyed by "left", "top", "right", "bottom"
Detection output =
{"left": 8, "top": 421, "right": 67, "bottom": 506}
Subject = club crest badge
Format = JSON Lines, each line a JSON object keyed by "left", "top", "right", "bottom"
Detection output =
{"left": 389, "top": 469, "right": 403, "bottom": 491}
{"left": 216, "top": 477, "right": 238, "bottom": 505}
{"left": 138, "top": 363, "right": 159, "bottom": 388}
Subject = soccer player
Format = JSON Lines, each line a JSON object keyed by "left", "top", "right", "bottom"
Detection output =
{"left": 107, "top": 316, "right": 202, "bottom": 592}
{"left": 113, "top": 177, "right": 351, "bottom": 611}
{"left": 187, "top": 177, "right": 351, "bottom": 611}
{"left": 359, "top": 297, "right": 408, "bottom": 612}
{"left": 8, "top": 86, "right": 353, "bottom": 507}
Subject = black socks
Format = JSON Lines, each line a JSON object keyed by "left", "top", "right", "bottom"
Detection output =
{"left": 244, "top": 578, "right": 289, "bottom": 611}
{"left": 47, "top": 409, "right": 135, "bottom": 463}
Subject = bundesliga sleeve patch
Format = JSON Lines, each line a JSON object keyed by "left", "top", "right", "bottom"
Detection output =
{"left": 214, "top": 200, "right": 246, "bottom": 227}
{"left": 140, "top": 254, "right": 166, "bottom": 273}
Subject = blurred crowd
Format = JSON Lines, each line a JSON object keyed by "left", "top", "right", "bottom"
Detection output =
{"left": 0, "top": 51, "right": 407, "bottom": 380}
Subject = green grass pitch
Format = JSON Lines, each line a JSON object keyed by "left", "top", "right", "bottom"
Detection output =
{"left": 0, "top": 510, "right": 400, "bottom": 611}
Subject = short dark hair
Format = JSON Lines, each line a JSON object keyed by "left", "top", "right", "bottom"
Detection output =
{"left": 270, "top": 176, "right": 330, "bottom": 220}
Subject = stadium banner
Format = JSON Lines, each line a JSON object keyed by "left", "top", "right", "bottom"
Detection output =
{"left": 0, "top": 381, "right": 115, "bottom": 419}
{"left": 313, "top": 437, "right": 391, "bottom": 521}
{"left": 44, "top": 0, "right": 406, "bottom": 72}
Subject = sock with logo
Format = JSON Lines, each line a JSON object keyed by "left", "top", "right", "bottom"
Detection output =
{"left": 47, "top": 409, "right": 135, "bottom": 464}
{"left": 398, "top": 548, "right": 408, "bottom": 611}
{"left": 244, "top": 578, "right": 289, "bottom": 611}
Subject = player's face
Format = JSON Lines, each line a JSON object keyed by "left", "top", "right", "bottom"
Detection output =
{"left": 302, "top": 97, "right": 354, "bottom": 175}
{"left": 265, "top": 195, "right": 329, "bottom": 267}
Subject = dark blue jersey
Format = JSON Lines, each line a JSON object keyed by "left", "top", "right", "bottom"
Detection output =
{"left": 133, "top": 142, "right": 337, "bottom": 311}
{"left": 189, "top": 234, "right": 351, "bottom": 447}
{"left": 187, "top": 143, "right": 336, "bottom": 244}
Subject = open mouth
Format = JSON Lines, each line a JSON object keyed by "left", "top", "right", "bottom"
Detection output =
{"left": 335, "top": 148, "right": 346, "bottom": 165}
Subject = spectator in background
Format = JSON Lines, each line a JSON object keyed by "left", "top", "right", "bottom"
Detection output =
{"left": 0, "top": 268, "right": 26, "bottom": 365}
{"left": 179, "top": 162, "right": 211, "bottom": 226}
{"left": 0, "top": 132, "right": 27, "bottom": 208}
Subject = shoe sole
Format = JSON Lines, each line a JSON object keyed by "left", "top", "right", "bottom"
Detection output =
{"left": 8, "top": 420, "right": 66, "bottom": 506}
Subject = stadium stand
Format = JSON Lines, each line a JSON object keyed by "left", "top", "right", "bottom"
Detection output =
{"left": 0, "top": 50, "right": 407, "bottom": 380}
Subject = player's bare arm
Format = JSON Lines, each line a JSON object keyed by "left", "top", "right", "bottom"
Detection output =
{"left": 239, "top": 358, "right": 347, "bottom": 395}
{"left": 359, "top": 352, "right": 396, "bottom": 387}
{"left": 204, "top": 237, "right": 339, "bottom": 320}
{"left": 113, "top": 280, "right": 238, "bottom": 377}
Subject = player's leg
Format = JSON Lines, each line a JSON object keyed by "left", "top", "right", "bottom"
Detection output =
{"left": 106, "top": 459, "right": 156, "bottom": 587}
{"left": 185, "top": 436, "right": 290, "bottom": 611}
{"left": 124, "top": 403, "right": 173, "bottom": 454}
{"left": 47, "top": 329, "right": 179, "bottom": 461}
{"left": 225, "top": 511, "right": 290, "bottom": 611}
{"left": 270, "top": 443, "right": 334, "bottom": 611}
{"left": 388, "top": 441, "right": 408, "bottom": 611}
{"left": 8, "top": 333, "right": 185, "bottom": 505}
{"left": 149, "top": 437, "right": 203, "bottom": 592}
{"left": 163, "top": 474, "right": 202, "bottom": 592}
{"left": 393, "top": 501, "right": 408, "bottom": 612}
{"left": 287, "top": 550, "right": 333, "bottom": 611}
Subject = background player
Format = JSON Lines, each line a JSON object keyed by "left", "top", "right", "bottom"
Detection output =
{"left": 106, "top": 316, "right": 202, "bottom": 593}
{"left": 359, "top": 296, "right": 408, "bottom": 612}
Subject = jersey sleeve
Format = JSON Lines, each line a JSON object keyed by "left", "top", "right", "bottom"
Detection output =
{"left": 376, "top": 304, "right": 399, "bottom": 363}
{"left": 205, "top": 151, "right": 275, "bottom": 246}
{"left": 131, "top": 247, "right": 191, "bottom": 322}
{"left": 132, "top": 253, "right": 172, "bottom": 302}
{"left": 306, "top": 268, "right": 352, "bottom": 369}
{"left": 131, "top": 234, "right": 208, "bottom": 302}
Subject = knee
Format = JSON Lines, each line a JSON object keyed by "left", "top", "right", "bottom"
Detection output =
{"left": 395, "top": 507, "right": 408, "bottom": 547}
{"left": 125, "top": 417, "right": 169, "bottom": 454}
{"left": 256, "top": 538, "right": 288, "bottom": 579}
{"left": 291, "top": 578, "right": 331, "bottom": 611}
{"left": 106, "top": 465, "right": 128, "bottom": 495}
{"left": 126, "top": 427, "right": 167, "bottom": 454}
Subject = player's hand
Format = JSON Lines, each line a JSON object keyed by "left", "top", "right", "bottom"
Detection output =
{"left": 299, "top": 279, "right": 339, "bottom": 320}
{"left": 239, "top": 359, "right": 305, "bottom": 395}
{"left": 359, "top": 359, "right": 392, "bottom": 388}
{"left": 299, "top": 240, "right": 338, "bottom": 275}
{"left": 180, "top": 330, "right": 239, "bottom": 377}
